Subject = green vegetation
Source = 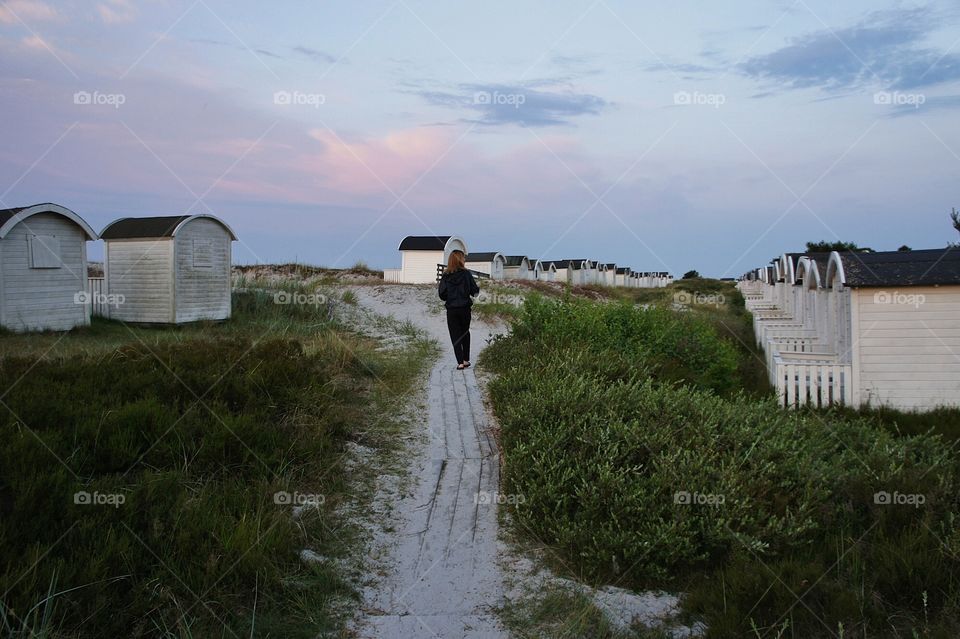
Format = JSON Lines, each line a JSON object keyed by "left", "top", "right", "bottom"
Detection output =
{"left": 471, "top": 284, "right": 525, "bottom": 322}
{"left": 482, "top": 292, "right": 960, "bottom": 638}
{"left": 804, "top": 240, "right": 871, "bottom": 253}
{"left": 0, "top": 287, "right": 432, "bottom": 637}
{"left": 500, "top": 584, "right": 675, "bottom": 639}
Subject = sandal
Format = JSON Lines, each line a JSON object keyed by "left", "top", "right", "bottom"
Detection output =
{"left": 457, "top": 363, "right": 466, "bottom": 370}
{"left": 463, "top": 361, "right": 471, "bottom": 368}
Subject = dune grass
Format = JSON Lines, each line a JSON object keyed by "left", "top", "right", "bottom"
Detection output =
{"left": 0, "top": 287, "right": 433, "bottom": 638}
{"left": 481, "top": 292, "right": 960, "bottom": 638}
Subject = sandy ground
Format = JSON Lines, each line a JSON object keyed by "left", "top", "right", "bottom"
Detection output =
{"left": 347, "top": 285, "right": 510, "bottom": 638}
{"left": 344, "top": 283, "right": 703, "bottom": 639}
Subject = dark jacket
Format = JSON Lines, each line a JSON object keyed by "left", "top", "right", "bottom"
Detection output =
{"left": 438, "top": 269, "right": 479, "bottom": 309}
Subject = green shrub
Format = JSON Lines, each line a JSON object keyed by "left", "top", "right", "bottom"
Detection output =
{"left": 501, "top": 295, "right": 740, "bottom": 395}
{"left": 481, "top": 295, "right": 960, "bottom": 637}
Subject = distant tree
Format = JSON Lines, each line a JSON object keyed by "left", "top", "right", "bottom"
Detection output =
{"left": 804, "top": 240, "right": 871, "bottom": 253}
{"left": 952, "top": 208, "right": 960, "bottom": 235}
{"left": 898, "top": 245, "right": 912, "bottom": 252}
{"left": 682, "top": 270, "right": 700, "bottom": 279}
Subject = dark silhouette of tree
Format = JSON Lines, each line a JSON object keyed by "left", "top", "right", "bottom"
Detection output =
{"left": 952, "top": 208, "right": 960, "bottom": 235}
{"left": 898, "top": 245, "right": 912, "bottom": 252}
{"left": 682, "top": 270, "right": 700, "bottom": 279}
{"left": 804, "top": 240, "right": 871, "bottom": 253}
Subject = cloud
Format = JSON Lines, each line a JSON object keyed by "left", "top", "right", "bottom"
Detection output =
{"left": 412, "top": 83, "right": 607, "bottom": 127}
{"left": 642, "top": 60, "right": 717, "bottom": 75}
{"left": 187, "top": 37, "right": 284, "bottom": 60}
{"left": 292, "top": 46, "right": 337, "bottom": 64}
{"left": 739, "top": 8, "right": 960, "bottom": 93}
{"left": 97, "top": 0, "right": 136, "bottom": 24}
{"left": 0, "top": 0, "right": 57, "bottom": 24}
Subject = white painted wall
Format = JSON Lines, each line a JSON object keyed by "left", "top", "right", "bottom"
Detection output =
{"left": 106, "top": 239, "right": 175, "bottom": 323}
{"left": 0, "top": 213, "right": 89, "bottom": 332}
{"left": 401, "top": 250, "right": 444, "bottom": 283}
{"left": 853, "top": 286, "right": 960, "bottom": 410}
{"left": 467, "top": 256, "right": 505, "bottom": 280}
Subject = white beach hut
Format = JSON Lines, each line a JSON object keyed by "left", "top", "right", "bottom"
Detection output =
{"left": 527, "top": 259, "right": 544, "bottom": 281}
{"left": 384, "top": 235, "right": 468, "bottom": 283}
{"left": 101, "top": 214, "right": 237, "bottom": 324}
{"left": 603, "top": 263, "right": 617, "bottom": 286}
{"left": 503, "top": 255, "right": 531, "bottom": 280}
{"left": 0, "top": 203, "right": 98, "bottom": 332}
{"left": 539, "top": 261, "right": 558, "bottom": 282}
{"left": 465, "top": 251, "right": 506, "bottom": 280}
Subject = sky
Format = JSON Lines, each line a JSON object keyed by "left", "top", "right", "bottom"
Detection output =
{"left": 2, "top": 0, "right": 960, "bottom": 277}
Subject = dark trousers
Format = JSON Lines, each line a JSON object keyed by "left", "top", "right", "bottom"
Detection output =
{"left": 446, "top": 306, "right": 472, "bottom": 364}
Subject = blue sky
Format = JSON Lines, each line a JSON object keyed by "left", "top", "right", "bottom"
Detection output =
{"left": 2, "top": 0, "right": 959, "bottom": 276}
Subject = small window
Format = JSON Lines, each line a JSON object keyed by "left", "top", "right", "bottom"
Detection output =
{"left": 29, "top": 235, "right": 61, "bottom": 269}
{"left": 192, "top": 239, "right": 214, "bottom": 268}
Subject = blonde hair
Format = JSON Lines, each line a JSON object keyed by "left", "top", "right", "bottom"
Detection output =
{"left": 446, "top": 250, "right": 465, "bottom": 273}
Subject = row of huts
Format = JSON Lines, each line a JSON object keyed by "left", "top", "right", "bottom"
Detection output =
{"left": 0, "top": 203, "right": 236, "bottom": 332}
{"left": 382, "top": 235, "right": 673, "bottom": 287}
{"left": 739, "top": 247, "right": 960, "bottom": 412}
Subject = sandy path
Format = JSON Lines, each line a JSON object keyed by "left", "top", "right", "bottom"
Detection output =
{"left": 349, "top": 285, "right": 509, "bottom": 638}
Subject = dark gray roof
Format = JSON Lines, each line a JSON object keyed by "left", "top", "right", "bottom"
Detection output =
{"left": 566, "top": 259, "right": 586, "bottom": 270}
{"left": 398, "top": 235, "right": 451, "bottom": 251}
{"left": 616, "top": 267, "right": 630, "bottom": 274}
{"left": 101, "top": 214, "right": 237, "bottom": 240}
{"left": 101, "top": 216, "right": 191, "bottom": 239}
{"left": 838, "top": 248, "right": 960, "bottom": 287}
{"left": 504, "top": 255, "right": 527, "bottom": 267}
{"left": 793, "top": 252, "right": 831, "bottom": 285}
{"left": 0, "top": 206, "right": 27, "bottom": 227}
{"left": 465, "top": 251, "right": 499, "bottom": 262}
{"left": 548, "top": 260, "right": 571, "bottom": 268}
{"left": 604, "top": 263, "right": 616, "bottom": 268}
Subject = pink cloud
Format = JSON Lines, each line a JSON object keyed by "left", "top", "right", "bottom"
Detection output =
{"left": 0, "top": 0, "right": 58, "bottom": 25}
{"left": 97, "top": 0, "right": 136, "bottom": 25}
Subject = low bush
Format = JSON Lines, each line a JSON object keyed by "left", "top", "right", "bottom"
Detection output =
{"left": 482, "top": 295, "right": 960, "bottom": 637}
{"left": 491, "top": 295, "right": 740, "bottom": 395}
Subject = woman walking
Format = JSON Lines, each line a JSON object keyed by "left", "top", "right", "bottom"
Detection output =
{"left": 438, "top": 249, "right": 479, "bottom": 370}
